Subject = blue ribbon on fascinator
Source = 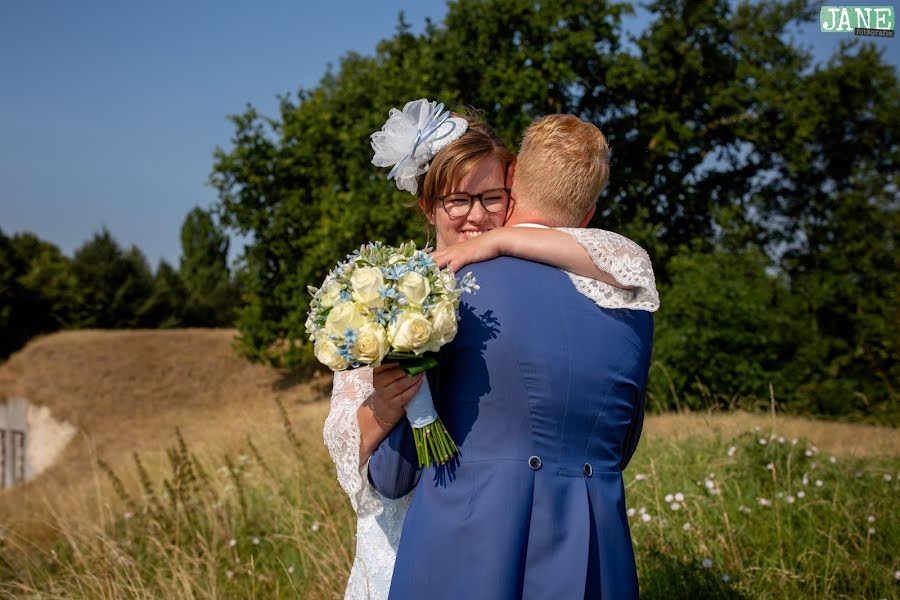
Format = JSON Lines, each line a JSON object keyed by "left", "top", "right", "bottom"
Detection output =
{"left": 386, "top": 102, "right": 453, "bottom": 182}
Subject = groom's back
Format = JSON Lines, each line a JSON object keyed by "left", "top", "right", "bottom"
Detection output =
{"left": 390, "top": 255, "right": 653, "bottom": 599}
{"left": 436, "top": 256, "right": 652, "bottom": 472}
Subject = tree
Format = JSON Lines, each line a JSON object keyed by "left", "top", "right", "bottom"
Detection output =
{"left": 178, "top": 207, "right": 238, "bottom": 326}
{"left": 71, "top": 229, "right": 154, "bottom": 328}
{"left": 650, "top": 247, "right": 806, "bottom": 411}
{"left": 139, "top": 260, "right": 188, "bottom": 328}
{"left": 210, "top": 0, "right": 899, "bottom": 419}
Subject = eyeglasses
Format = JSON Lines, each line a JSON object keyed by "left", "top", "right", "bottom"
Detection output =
{"left": 436, "top": 188, "right": 511, "bottom": 218}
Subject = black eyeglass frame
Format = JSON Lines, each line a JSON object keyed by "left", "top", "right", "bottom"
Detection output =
{"left": 434, "top": 187, "right": 512, "bottom": 218}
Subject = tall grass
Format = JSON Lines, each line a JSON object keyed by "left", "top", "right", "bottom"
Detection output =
{"left": 1, "top": 402, "right": 897, "bottom": 599}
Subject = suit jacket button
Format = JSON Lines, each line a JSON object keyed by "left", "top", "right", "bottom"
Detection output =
{"left": 583, "top": 463, "right": 593, "bottom": 477}
{"left": 528, "top": 456, "right": 542, "bottom": 470}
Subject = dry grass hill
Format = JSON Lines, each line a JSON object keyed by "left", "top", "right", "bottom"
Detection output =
{"left": 1, "top": 329, "right": 897, "bottom": 544}
{"left": 0, "top": 329, "right": 332, "bottom": 542}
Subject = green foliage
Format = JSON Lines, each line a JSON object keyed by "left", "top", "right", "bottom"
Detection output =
{"left": 209, "top": 0, "right": 898, "bottom": 418}
{"left": 70, "top": 229, "right": 155, "bottom": 329}
{"left": 139, "top": 260, "right": 189, "bottom": 328}
{"left": 651, "top": 248, "right": 806, "bottom": 411}
{"left": 179, "top": 207, "right": 239, "bottom": 326}
{"left": 0, "top": 229, "right": 80, "bottom": 358}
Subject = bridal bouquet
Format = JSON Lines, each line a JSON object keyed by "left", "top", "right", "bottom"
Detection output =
{"left": 306, "top": 241, "right": 478, "bottom": 467}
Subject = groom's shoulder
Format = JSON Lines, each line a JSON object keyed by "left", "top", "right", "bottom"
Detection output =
{"left": 466, "top": 256, "right": 563, "bottom": 283}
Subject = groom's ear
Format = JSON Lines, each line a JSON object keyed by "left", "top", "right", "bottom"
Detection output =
{"left": 578, "top": 205, "right": 597, "bottom": 228}
{"left": 506, "top": 163, "right": 516, "bottom": 188}
{"left": 418, "top": 197, "right": 435, "bottom": 225}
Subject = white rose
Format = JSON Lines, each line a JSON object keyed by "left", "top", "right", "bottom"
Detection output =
{"left": 430, "top": 300, "right": 458, "bottom": 346}
{"left": 319, "top": 279, "right": 343, "bottom": 308}
{"left": 325, "top": 302, "right": 369, "bottom": 336}
{"left": 314, "top": 334, "right": 348, "bottom": 371}
{"left": 353, "top": 322, "right": 389, "bottom": 365}
{"left": 389, "top": 312, "right": 433, "bottom": 353}
{"left": 398, "top": 271, "right": 431, "bottom": 306}
{"left": 388, "top": 253, "right": 407, "bottom": 265}
{"left": 350, "top": 267, "right": 385, "bottom": 307}
{"left": 437, "top": 271, "right": 457, "bottom": 292}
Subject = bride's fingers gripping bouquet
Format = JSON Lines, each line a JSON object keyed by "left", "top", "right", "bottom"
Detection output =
{"left": 306, "top": 240, "right": 478, "bottom": 467}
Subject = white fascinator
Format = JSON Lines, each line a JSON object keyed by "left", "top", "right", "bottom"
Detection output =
{"left": 371, "top": 98, "right": 468, "bottom": 195}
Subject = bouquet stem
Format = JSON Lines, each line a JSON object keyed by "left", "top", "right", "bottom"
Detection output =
{"left": 412, "top": 419, "right": 459, "bottom": 468}
{"left": 388, "top": 352, "right": 459, "bottom": 467}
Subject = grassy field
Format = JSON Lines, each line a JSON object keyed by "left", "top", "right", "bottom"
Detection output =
{"left": 1, "top": 330, "right": 898, "bottom": 598}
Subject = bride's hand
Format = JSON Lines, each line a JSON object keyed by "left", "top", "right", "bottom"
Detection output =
{"left": 372, "top": 364, "right": 424, "bottom": 427}
{"left": 432, "top": 229, "right": 506, "bottom": 272}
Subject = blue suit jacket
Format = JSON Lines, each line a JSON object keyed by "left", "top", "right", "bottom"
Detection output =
{"left": 369, "top": 257, "right": 653, "bottom": 599}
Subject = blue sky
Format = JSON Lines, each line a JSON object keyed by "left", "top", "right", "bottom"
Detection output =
{"left": 1, "top": 1, "right": 897, "bottom": 268}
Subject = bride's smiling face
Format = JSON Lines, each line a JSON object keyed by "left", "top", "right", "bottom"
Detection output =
{"left": 419, "top": 156, "right": 509, "bottom": 250}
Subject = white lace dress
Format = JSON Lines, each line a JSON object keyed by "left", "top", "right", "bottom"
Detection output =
{"left": 322, "top": 228, "right": 659, "bottom": 600}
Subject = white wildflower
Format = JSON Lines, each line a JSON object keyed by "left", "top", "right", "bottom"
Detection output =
{"left": 311, "top": 521, "right": 321, "bottom": 532}
{"left": 634, "top": 473, "right": 648, "bottom": 482}
{"left": 665, "top": 493, "right": 674, "bottom": 503}
{"left": 766, "top": 463, "right": 775, "bottom": 471}
{"left": 738, "top": 504, "right": 752, "bottom": 514}
{"left": 252, "top": 537, "right": 260, "bottom": 545}
{"left": 682, "top": 522, "right": 692, "bottom": 531}
{"left": 639, "top": 506, "right": 647, "bottom": 514}
{"left": 790, "top": 438, "right": 798, "bottom": 445}
{"left": 815, "top": 479, "right": 824, "bottom": 487}
{"left": 829, "top": 456, "right": 837, "bottom": 464}
{"left": 786, "top": 495, "right": 795, "bottom": 504}
{"left": 797, "top": 491, "right": 806, "bottom": 498}
{"left": 226, "top": 570, "right": 234, "bottom": 579}
{"left": 894, "top": 570, "right": 900, "bottom": 581}
{"left": 124, "top": 512, "right": 133, "bottom": 519}
{"left": 884, "top": 473, "right": 893, "bottom": 482}
{"left": 804, "top": 449, "right": 814, "bottom": 457}
{"left": 722, "top": 574, "right": 731, "bottom": 583}
{"left": 758, "top": 498, "right": 772, "bottom": 507}
{"left": 867, "top": 515, "right": 876, "bottom": 523}
{"left": 641, "top": 513, "right": 652, "bottom": 523}
{"left": 868, "top": 527, "right": 876, "bottom": 535}
{"left": 670, "top": 502, "right": 682, "bottom": 511}
{"left": 675, "top": 492, "right": 685, "bottom": 502}
{"left": 702, "top": 558, "right": 713, "bottom": 569}
{"left": 627, "top": 508, "right": 636, "bottom": 517}
{"left": 228, "top": 538, "right": 237, "bottom": 547}
{"left": 758, "top": 438, "right": 768, "bottom": 446}
{"left": 288, "top": 566, "right": 295, "bottom": 574}
{"left": 777, "top": 436, "right": 785, "bottom": 444}
{"left": 727, "top": 446, "right": 736, "bottom": 457}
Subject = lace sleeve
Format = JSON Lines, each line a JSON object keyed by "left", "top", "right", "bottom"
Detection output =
{"left": 556, "top": 227, "right": 660, "bottom": 312}
{"left": 322, "top": 368, "right": 385, "bottom": 518}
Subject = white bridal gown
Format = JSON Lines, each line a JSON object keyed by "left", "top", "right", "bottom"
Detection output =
{"left": 323, "top": 228, "right": 659, "bottom": 600}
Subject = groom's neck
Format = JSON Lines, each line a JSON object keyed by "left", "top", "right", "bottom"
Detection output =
{"left": 504, "top": 213, "right": 556, "bottom": 227}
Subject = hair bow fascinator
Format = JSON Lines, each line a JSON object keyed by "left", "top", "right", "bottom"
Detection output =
{"left": 371, "top": 98, "right": 468, "bottom": 195}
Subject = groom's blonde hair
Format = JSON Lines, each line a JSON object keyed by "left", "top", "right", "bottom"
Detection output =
{"left": 512, "top": 115, "right": 609, "bottom": 226}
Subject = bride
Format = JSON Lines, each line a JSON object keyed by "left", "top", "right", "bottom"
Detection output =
{"left": 323, "top": 99, "right": 658, "bottom": 599}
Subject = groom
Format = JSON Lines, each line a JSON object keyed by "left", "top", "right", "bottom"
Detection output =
{"left": 369, "top": 115, "right": 653, "bottom": 599}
